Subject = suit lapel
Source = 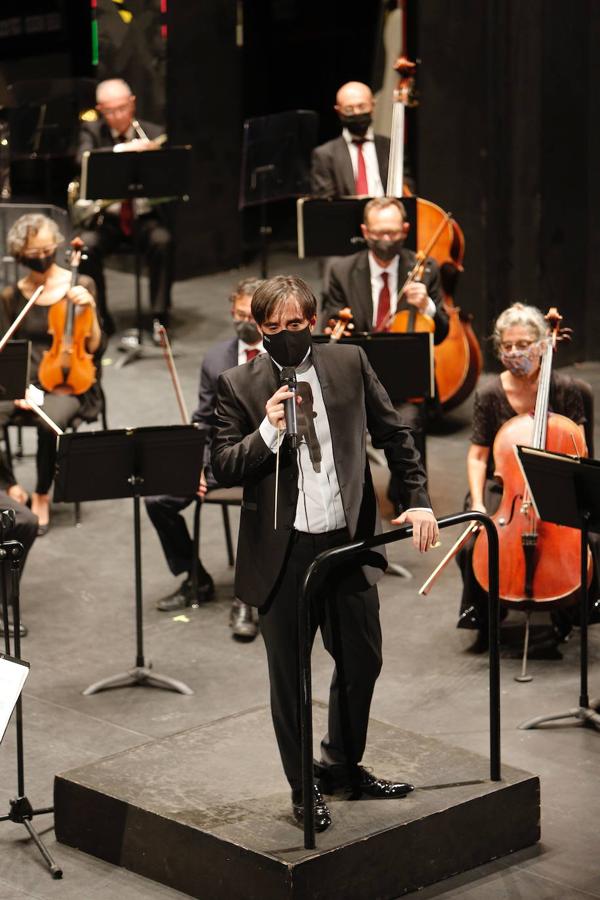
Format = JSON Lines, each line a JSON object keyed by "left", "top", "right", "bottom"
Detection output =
{"left": 351, "top": 252, "right": 374, "bottom": 331}
{"left": 333, "top": 137, "right": 356, "bottom": 195}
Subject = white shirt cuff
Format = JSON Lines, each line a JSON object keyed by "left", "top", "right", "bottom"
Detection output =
{"left": 405, "top": 507, "right": 434, "bottom": 514}
{"left": 424, "top": 298, "right": 436, "bottom": 318}
{"left": 259, "top": 416, "right": 281, "bottom": 453}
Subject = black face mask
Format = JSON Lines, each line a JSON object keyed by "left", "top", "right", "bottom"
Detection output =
{"left": 262, "top": 325, "right": 312, "bottom": 369}
{"left": 339, "top": 112, "right": 372, "bottom": 138}
{"left": 19, "top": 251, "right": 56, "bottom": 273}
{"left": 234, "top": 319, "right": 261, "bottom": 345}
{"left": 366, "top": 238, "right": 404, "bottom": 262}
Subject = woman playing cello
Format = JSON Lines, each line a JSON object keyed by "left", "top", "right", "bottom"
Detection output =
{"left": 457, "top": 302, "right": 600, "bottom": 653}
{"left": 0, "top": 214, "right": 104, "bottom": 534}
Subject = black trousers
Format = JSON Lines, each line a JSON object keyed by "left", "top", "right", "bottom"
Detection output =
{"left": 79, "top": 213, "right": 173, "bottom": 324}
{"left": 0, "top": 395, "right": 81, "bottom": 494}
{"left": 258, "top": 529, "right": 383, "bottom": 791}
{"left": 0, "top": 491, "right": 38, "bottom": 605}
{"left": 144, "top": 494, "right": 197, "bottom": 576}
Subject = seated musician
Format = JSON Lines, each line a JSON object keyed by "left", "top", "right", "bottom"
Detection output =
{"left": 458, "top": 302, "right": 600, "bottom": 653}
{"left": 0, "top": 214, "right": 103, "bottom": 535}
{"left": 144, "top": 277, "right": 264, "bottom": 641}
{"left": 76, "top": 78, "right": 172, "bottom": 336}
{"left": 0, "top": 450, "right": 38, "bottom": 639}
{"left": 310, "top": 81, "right": 414, "bottom": 197}
{"left": 322, "top": 197, "right": 448, "bottom": 502}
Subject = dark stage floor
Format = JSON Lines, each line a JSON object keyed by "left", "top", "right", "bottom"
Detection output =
{"left": 1, "top": 252, "right": 599, "bottom": 899}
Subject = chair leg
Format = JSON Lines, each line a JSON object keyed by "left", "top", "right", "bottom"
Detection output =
{"left": 3, "top": 425, "right": 13, "bottom": 472}
{"left": 16, "top": 425, "right": 24, "bottom": 459}
{"left": 74, "top": 501, "right": 82, "bottom": 526}
{"left": 222, "top": 505, "right": 235, "bottom": 567}
{"left": 190, "top": 499, "right": 201, "bottom": 599}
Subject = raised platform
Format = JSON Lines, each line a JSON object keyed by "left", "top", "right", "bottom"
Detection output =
{"left": 54, "top": 706, "right": 540, "bottom": 899}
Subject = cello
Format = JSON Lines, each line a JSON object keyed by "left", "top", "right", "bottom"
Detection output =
{"left": 471, "top": 309, "right": 592, "bottom": 677}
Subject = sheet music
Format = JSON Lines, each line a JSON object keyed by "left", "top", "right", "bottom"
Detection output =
{"left": 0, "top": 653, "right": 29, "bottom": 743}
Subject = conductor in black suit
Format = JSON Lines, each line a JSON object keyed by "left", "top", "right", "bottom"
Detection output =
{"left": 323, "top": 196, "right": 449, "bottom": 479}
{"left": 145, "top": 278, "right": 264, "bottom": 641}
{"left": 212, "top": 275, "right": 439, "bottom": 832}
{"left": 310, "top": 81, "right": 413, "bottom": 197}
{"left": 76, "top": 78, "right": 172, "bottom": 334}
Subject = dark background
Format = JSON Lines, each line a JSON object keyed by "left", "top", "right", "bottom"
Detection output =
{"left": 0, "top": 0, "right": 599, "bottom": 362}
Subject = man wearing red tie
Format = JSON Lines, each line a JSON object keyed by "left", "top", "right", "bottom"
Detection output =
{"left": 310, "top": 81, "right": 414, "bottom": 198}
{"left": 322, "top": 198, "right": 448, "bottom": 492}
{"left": 144, "top": 278, "right": 264, "bottom": 639}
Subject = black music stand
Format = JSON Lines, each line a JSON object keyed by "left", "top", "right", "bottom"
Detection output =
{"left": 54, "top": 425, "right": 205, "bottom": 696}
{"left": 239, "top": 110, "right": 318, "bottom": 276}
{"left": 79, "top": 146, "right": 191, "bottom": 366}
{"left": 0, "top": 512, "right": 62, "bottom": 878}
{"left": 312, "top": 332, "right": 433, "bottom": 401}
{"left": 516, "top": 446, "right": 600, "bottom": 730}
{"left": 0, "top": 340, "right": 30, "bottom": 401}
{"left": 297, "top": 196, "right": 417, "bottom": 258}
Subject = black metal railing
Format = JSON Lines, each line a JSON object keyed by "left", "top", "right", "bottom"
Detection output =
{"left": 298, "top": 511, "right": 500, "bottom": 849}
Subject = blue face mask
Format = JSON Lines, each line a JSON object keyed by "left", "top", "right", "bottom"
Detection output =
{"left": 500, "top": 347, "right": 539, "bottom": 376}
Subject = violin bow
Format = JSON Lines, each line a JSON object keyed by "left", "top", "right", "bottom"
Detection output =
{"left": 153, "top": 319, "right": 189, "bottom": 424}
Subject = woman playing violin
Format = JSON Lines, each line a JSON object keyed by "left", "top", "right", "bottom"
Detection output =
{"left": 0, "top": 213, "right": 104, "bottom": 534}
{"left": 458, "top": 302, "right": 600, "bottom": 652}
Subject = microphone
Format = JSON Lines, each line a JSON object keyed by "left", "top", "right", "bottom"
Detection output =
{"left": 280, "top": 367, "right": 298, "bottom": 449}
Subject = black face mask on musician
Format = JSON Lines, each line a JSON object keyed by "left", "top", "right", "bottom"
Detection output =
{"left": 366, "top": 238, "right": 404, "bottom": 262}
{"left": 262, "top": 325, "right": 312, "bottom": 369}
{"left": 339, "top": 112, "right": 372, "bottom": 138}
{"left": 19, "top": 251, "right": 56, "bottom": 273}
{"left": 234, "top": 319, "right": 261, "bottom": 345}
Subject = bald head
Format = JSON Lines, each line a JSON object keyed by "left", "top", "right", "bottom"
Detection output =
{"left": 96, "top": 79, "right": 136, "bottom": 134}
{"left": 335, "top": 81, "right": 374, "bottom": 115}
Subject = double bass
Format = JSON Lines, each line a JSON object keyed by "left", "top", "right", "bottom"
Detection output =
{"left": 387, "top": 57, "right": 482, "bottom": 409}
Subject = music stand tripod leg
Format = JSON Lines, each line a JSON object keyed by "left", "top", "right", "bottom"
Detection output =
{"left": 82, "top": 494, "right": 193, "bottom": 696}
{"left": 0, "top": 532, "right": 63, "bottom": 879}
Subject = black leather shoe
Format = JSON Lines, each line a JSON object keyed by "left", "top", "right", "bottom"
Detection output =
{"left": 0, "top": 620, "right": 28, "bottom": 638}
{"left": 291, "top": 784, "right": 332, "bottom": 832}
{"left": 317, "top": 763, "right": 413, "bottom": 800}
{"left": 230, "top": 599, "right": 258, "bottom": 641}
{"left": 156, "top": 575, "right": 214, "bottom": 612}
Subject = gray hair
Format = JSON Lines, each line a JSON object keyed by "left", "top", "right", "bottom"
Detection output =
{"left": 229, "top": 277, "right": 265, "bottom": 304}
{"left": 492, "top": 302, "right": 549, "bottom": 351}
{"left": 7, "top": 214, "right": 64, "bottom": 257}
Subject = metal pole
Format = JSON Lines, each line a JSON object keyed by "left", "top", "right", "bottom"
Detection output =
{"left": 484, "top": 516, "right": 501, "bottom": 781}
{"left": 580, "top": 512, "right": 590, "bottom": 709}
{"left": 133, "top": 494, "right": 145, "bottom": 668}
{"left": 299, "top": 567, "right": 315, "bottom": 850}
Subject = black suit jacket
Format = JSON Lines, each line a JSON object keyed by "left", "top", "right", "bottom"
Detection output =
{"left": 76, "top": 118, "right": 164, "bottom": 165}
{"left": 211, "top": 342, "right": 430, "bottom": 606}
{"left": 323, "top": 248, "right": 449, "bottom": 344}
{"left": 310, "top": 134, "right": 391, "bottom": 197}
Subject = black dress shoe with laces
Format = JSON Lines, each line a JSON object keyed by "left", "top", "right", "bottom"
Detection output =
{"left": 291, "top": 784, "right": 332, "bottom": 832}
{"left": 0, "top": 619, "right": 28, "bottom": 638}
{"left": 156, "top": 575, "right": 215, "bottom": 611}
{"left": 316, "top": 763, "right": 413, "bottom": 800}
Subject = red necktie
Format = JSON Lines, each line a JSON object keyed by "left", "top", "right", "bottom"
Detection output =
{"left": 119, "top": 200, "right": 133, "bottom": 236}
{"left": 353, "top": 139, "right": 369, "bottom": 195}
{"left": 245, "top": 348, "right": 259, "bottom": 361}
{"left": 375, "top": 271, "right": 390, "bottom": 331}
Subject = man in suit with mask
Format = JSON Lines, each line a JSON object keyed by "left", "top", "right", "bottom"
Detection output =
{"left": 145, "top": 277, "right": 264, "bottom": 640}
{"left": 212, "top": 275, "right": 439, "bottom": 832}
{"left": 310, "top": 81, "right": 413, "bottom": 198}
{"left": 76, "top": 78, "right": 172, "bottom": 334}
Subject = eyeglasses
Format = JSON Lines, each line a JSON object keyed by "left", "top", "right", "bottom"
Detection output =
{"left": 233, "top": 311, "right": 254, "bottom": 322}
{"left": 339, "top": 103, "right": 371, "bottom": 115}
{"left": 500, "top": 340, "right": 536, "bottom": 352}
{"left": 366, "top": 229, "right": 404, "bottom": 240}
{"left": 98, "top": 102, "right": 132, "bottom": 117}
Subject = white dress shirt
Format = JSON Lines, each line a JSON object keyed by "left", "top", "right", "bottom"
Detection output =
{"left": 237, "top": 339, "right": 264, "bottom": 366}
{"left": 259, "top": 354, "right": 346, "bottom": 533}
{"left": 342, "top": 127, "right": 384, "bottom": 196}
{"left": 368, "top": 253, "right": 436, "bottom": 328}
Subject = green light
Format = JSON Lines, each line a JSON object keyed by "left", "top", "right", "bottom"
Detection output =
{"left": 91, "top": 20, "right": 99, "bottom": 66}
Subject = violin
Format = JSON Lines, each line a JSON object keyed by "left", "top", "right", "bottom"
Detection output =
{"left": 472, "top": 309, "right": 592, "bottom": 608}
{"left": 327, "top": 307, "right": 354, "bottom": 342}
{"left": 38, "top": 237, "right": 96, "bottom": 396}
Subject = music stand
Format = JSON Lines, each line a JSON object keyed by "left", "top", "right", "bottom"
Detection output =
{"left": 312, "top": 332, "right": 433, "bottom": 401}
{"left": 297, "top": 196, "right": 417, "bottom": 258}
{"left": 516, "top": 446, "right": 600, "bottom": 730}
{"left": 79, "top": 146, "right": 191, "bottom": 366}
{"left": 239, "top": 110, "right": 318, "bottom": 276}
{"left": 0, "top": 514, "right": 62, "bottom": 878}
{"left": 54, "top": 425, "right": 205, "bottom": 696}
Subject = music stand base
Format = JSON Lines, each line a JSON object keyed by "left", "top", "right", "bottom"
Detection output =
{"left": 83, "top": 665, "right": 193, "bottom": 696}
{"left": 519, "top": 702, "right": 600, "bottom": 730}
{"left": 386, "top": 562, "right": 413, "bottom": 579}
{"left": 115, "top": 331, "right": 164, "bottom": 369}
{"left": 0, "top": 797, "right": 63, "bottom": 878}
